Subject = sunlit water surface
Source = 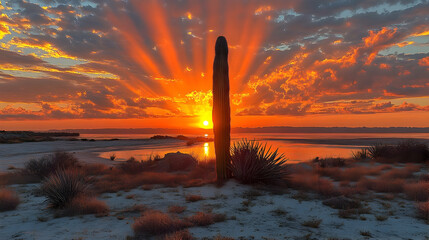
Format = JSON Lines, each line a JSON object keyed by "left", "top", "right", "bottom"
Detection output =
{"left": 85, "top": 133, "right": 429, "bottom": 163}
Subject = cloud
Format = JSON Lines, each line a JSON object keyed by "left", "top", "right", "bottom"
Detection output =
{"left": 0, "top": 0, "right": 428, "bottom": 121}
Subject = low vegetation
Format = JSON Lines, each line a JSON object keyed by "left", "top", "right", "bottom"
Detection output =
{"left": 40, "top": 169, "right": 88, "bottom": 208}
{"left": 60, "top": 196, "right": 109, "bottom": 217}
{"left": 0, "top": 188, "right": 20, "bottom": 212}
{"left": 24, "top": 152, "right": 80, "bottom": 179}
{"left": 356, "top": 140, "right": 429, "bottom": 163}
{"left": 229, "top": 139, "right": 288, "bottom": 184}
{"left": 132, "top": 210, "right": 191, "bottom": 236}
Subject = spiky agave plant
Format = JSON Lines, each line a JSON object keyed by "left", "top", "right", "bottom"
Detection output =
{"left": 229, "top": 139, "right": 288, "bottom": 184}
{"left": 212, "top": 36, "right": 231, "bottom": 181}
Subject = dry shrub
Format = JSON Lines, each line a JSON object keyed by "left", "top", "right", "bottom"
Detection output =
{"left": 94, "top": 172, "right": 188, "bottom": 193}
{"left": 25, "top": 151, "right": 80, "bottom": 179}
{"left": 416, "top": 201, "right": 429, "bottom": 222}
{"left": 81, "top": 163, "right": 109, "bottom": 176}
{"left": 0, "top": 171, "right": 39, "bottom": 185}
{"left": 117, "top": 157, "right": 154, "bottom": 174}
{"left": 163, "top": 229, "right": 194, "bottom": 240}
{"left": 0, "top": 188, "right": 20, "bottom": 212}
{"left": 185, "top": 195, "right": 204, "bottom": 202}
{"left": 339, "top": 185, "right": 367, "bottom": 196}
{"left": 316, "top": 165, "right": 386, "bottom": 182}
{"left": 168, "top": 205, "right": 186, "bottom": 214}
{"left": 357, "top": 177, "right": 404, "bottom": 193}
{"left": 313, "top": 157, "right": 346, "bottom": 168}
{"left": 368, "top": 141, "right": 429, "bottom": 163}
{"left": 301, "top": 218, "right": 322, "bottom": 228}
{"left": 185, "top": 211, "right": 226, "bottom": 226}
{"left": 41, "top": 169, "right": 88, "bottom": 208}
{"left": 132, "top": 210, "right": 191, "bottom": 235}
{"left": 61, "top": 196, "right": 109, "bottom": 216}
{"left": 404, "top": 182, "right": 429, "bottom": 201}
{"left": 289, "top": 173, "right": 339, "bottom": 196}
{"left": 120, "top": 204, "right": 148, "bottom": 214}
{"left": 380, "top": 164, "right": 420, "bottom": 179}
{"left": 322, "top": 196, "right": 361, "bottom": 209}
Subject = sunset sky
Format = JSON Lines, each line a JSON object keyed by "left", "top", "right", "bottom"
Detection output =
{"left": 0, "top": 0, "right": 428, "bottom": 130}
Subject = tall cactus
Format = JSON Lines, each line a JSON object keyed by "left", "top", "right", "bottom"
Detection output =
{"left": 212, "top": 36, "right": 231, "bottom": 181}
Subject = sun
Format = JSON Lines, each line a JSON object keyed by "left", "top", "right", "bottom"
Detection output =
{"left": 203, "top": 120, "right": 209, "bottom": 126}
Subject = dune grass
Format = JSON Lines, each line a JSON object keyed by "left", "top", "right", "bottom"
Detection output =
{"left": 40, "top": 168, "right": 88, "bottom": 208}
{"left": 25, "top": 151, "right": 80, "bottom": 179}
{"left": 0, "top": 188, "right": 20, "bottom": 212}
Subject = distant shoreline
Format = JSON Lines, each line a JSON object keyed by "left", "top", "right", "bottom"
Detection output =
{"left": 47, "top": 126, "right": 429, "bottom": 135}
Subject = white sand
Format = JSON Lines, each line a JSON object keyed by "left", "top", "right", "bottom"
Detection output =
{"left": 1, "top": 181, "right": 427, "bottom": 239}
{"left": 0, "top": 139, "right": 182, "bottom": 171}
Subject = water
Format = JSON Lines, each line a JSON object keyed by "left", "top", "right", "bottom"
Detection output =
{"left": 83, "top": 133, "right": 429, "bottom": 163}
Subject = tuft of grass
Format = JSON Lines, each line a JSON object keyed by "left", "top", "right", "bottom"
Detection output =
{"left": 168, "top": 205, "right": 187, "bottom": 214}
{"left": 404, "top": 181, "right": 429, "bottom": 201}
{"left": 322, "top": 196, "right": 361, "bottom": 210}
{"left": 163, "top": 229, "right": 194, "bottom": 240}
{"left": 375, "top": 215, "right": 388, "bottom": 221}
{"left": 40, "top": 169, "right": 87, "bottom": 208}
{"left": 271, "top": 207, "right": 287, "bottom": 216}
{"left": 360, "top": 231, "right": 372, "bottom": 237}
{"left": 185, "top": 211, "right": 226, "bottom": 226}
{"left": 25, "top": 151, "right": 80, "bottom": 179}
{"left": 60, "top": 196, "right": 109, "bottom": 217}
{"left": 117, "top": 157, "right": 154, "bottom": 174}
{"left": 353, "top": 148, "right": 370, "bottom": 160}
{"left": 0, "top": 188, "right": 20, "bottom": 212}
{"left": 301, "top": 218, "right": 322, "bottom": 228}
{"left": 313, "top": 157, "right": 346, "bottom": 168}
{"left": 229, "top": 139, "right": 288, "bottom": 184}
{"left": 185, "top": 194, "right": 204, "bottom": 202}
{"left": 132, "top": 210, "right": 191, "bottom": 235}
{"left": 367, "top": 141, "right": 429, "bottom": 163}
{"left": 110, "top": 154, "right": 116, "bottom": 161}
{"left": 416, "top": 201, "right": 429, "bottom": 223}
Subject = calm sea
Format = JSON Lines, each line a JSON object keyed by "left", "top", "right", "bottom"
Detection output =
{"left": 80, "top": 133, "right": 429, "bottom": 163}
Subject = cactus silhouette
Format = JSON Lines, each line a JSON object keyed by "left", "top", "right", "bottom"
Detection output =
{"left": 212, "top": 36, "right": 231, "bottom": 181}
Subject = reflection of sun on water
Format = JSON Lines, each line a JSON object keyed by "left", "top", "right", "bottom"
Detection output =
{"left": 204, "top": 142, "right": 209, "bottom": 157}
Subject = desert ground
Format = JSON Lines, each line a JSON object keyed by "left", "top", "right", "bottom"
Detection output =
{"left": 1, "top": 139, "right": 428, "bottom": 240}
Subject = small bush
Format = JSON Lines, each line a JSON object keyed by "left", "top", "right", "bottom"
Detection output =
{"left": 25, "top": 152, "right": 79, "bottom": 179}
{"left": 416, "top": 201, "right": 429, "bottom": 222}
{"left": 185, "top": 212, "right": 226, "bottom": 226}
{"left": 301, "top": 218, "right": 322, "bottom": 228}
{"left": 0, "top": 171, "right": 39, "bottom": 185}
{"left": 61, "top": 196, "right": 109, "bottom": 216}
{"left": 313, "top": 157, "right": 346, "bottom": 168}
{"left": 117, "top": 157, "right": 153, "bottom": 174}
{"left": 404, "top": 182, "right": 429, "bottom": 201}
{"left": 185, "top": 195, "right": 204, "bottom": 202}
{"left": 168, "top": 205, "right": 187, "bottom": 214}
{"left": 322, "top": 196, "right": 361, "bottom": 209}
{"left": 41, "top": 169, "right": 87, "bottom": 208}
{"left": 132, "top": 210, "right": 191, "bottom": 235}
{"left": 229, "top": 139, "right": 288, "bottom": 184}
{"left": 357, "top": 177, "right": 404, "bottom": 193}
{"left": 110, "top": 154, "right": 116, "bottom": 161}
{"left": 367, "top": 141, "right": 429, "bottom": 163}
{"left": 163, "top": 229, "right": 194, "bottom": 240}
{"left": 353, "top": 148, "right": 369, "bottom": 160}
{"left": 0, "top": 188, "right": 20, "bottom": 212}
